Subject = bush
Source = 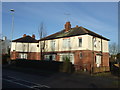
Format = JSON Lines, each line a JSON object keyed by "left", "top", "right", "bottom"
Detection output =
{"left": 2, "top": 54, "right": 10, "bottom": 64}
{"left": 14, "top": 59, "right": 75, "bottom": 73}
{"left": 60, "top": 56, "right": 75, "bottom": 73}
{"left": 15, "top": 59, "right": 63, "bottom": 72}
{"left": 110, "top": 62, "right": 120, "bottom": 77}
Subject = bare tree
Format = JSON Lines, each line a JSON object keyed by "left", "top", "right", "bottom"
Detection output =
{"left": 109, "top": 42, "right": 118, "bottom": 62}
{"left": 38, "top": 22, "right": 47, "bottom": 60}
{"left": 109, "top": 42, "right": 118, "bottom": 55}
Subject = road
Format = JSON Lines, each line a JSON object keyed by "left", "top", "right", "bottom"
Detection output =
{"left": 2, "top": 66, "right": 120, "bottom": 89}
{"left": 2, "top": 68, "right": 50, "bottom": 89}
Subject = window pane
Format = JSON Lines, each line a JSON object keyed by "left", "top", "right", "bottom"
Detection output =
{"left": 51, "top": 40, "right": 55, "bottom": 50}
{"left": 63, "top": 39, "right": 70, "bottom": 48}
{"left": 80, "top": 52, "right": 82, "bottom": 59}
{"left": 79, "top": 38, "right": 82, "bottom": 47}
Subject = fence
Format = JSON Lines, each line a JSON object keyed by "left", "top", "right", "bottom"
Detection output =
{"left": 93, "top": 66, "right": 110, "bottom": 73}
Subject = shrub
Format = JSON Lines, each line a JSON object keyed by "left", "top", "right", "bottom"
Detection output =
{"left": 2, "top": 54, "right": 10, "bottom": 64}
{"left": 60, "top": 56, "right": 74, "bottom": 73}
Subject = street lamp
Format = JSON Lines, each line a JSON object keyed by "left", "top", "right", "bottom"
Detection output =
{"left": 9, "top": 9, "right": 15, "bottom": 64}
{"left": 10, "top": 9, "right": 15, "bottom": 42}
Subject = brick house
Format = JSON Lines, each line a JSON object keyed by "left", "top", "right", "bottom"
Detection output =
{"left": 11, "top": 34, "right": 40, "bottom": 60}
{"left": 11, "top": 22, "right": 110, "bottom": 72}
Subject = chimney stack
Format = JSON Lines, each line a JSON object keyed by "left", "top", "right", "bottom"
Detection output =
{"left": 65, "top": 21, "right": 71, "bottom": 32}
{"left": 23, "top": 34, "right": 26, "bottom": 37}
{"left": 32, "top": 34, "right": 35, "bottom": 39}
{"left": 76, "top": 25, "right": 79, "bottom": 28}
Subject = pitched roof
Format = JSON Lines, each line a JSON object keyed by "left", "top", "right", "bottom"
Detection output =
{"left": 40, "top": 26, "right": 110, "bottom": 41}
{"left": 12, "top": 35, "right": 38, "bottom": 43}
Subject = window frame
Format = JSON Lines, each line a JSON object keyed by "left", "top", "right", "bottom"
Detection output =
{"left": 50, "top": 40, "right": 55, "bottom": 51}
{"left": 80, "top": 52, "right": 82, "bottom": 59}
{"left": 63, "top": 38, "right": 70, "bottom": 48}
{"left": 78, "top": 38, "right": 82, "bottom": 47}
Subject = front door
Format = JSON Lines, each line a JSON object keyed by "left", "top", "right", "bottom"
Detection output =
{"left": 96, "top": 55, "right": 101, "bottom": 67}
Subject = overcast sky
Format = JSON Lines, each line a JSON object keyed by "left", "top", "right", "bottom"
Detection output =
{"left": 2, "top": 2, "right": 118, "bottom": 43}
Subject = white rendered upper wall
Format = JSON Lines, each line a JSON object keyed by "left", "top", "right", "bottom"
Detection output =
{"left": 39, "top": 34, "right": 109, "bottom": 52}
{"left": 11, "top": 42, "right": 39, "bottom": 52}
{"left": 11, "top": 35, "right": 109, "bottom": 53}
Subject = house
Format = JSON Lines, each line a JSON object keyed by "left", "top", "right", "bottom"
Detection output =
{"left": 0, "top": 36, "right": 10, "bottom": 55}
{"left": 10, "top": 34, "right": 40, "bottom": 60}
{"left": 11, "top": 22, "right": 110, "bottom": 72}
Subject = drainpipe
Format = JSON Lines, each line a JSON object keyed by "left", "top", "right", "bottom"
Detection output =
{"left": 91, "top": 36, "right": 94, "bottom": 74}
{"left": 101, "top": 38, "right": 103, "bottom": 66}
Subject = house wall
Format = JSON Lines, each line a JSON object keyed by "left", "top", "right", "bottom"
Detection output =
{"left": 1, "top": 39, "right": 10, "bottom": 54}
{"left": 11, "top": 42, "right": 39, "bottom": 52}
{"left": 10, "top": 34, "right": 109, "bottom": 72}
{"left": 11, "top": 42, "right": 40, "bottom": 60}
{"left": 87, "top": 35, "right": 109, "bottom": 52}
{"left": 11, "top": 51, "right": 40, "bottom": 60}
{"left": 39, "top": 34, "right": 109, "bottom": 53}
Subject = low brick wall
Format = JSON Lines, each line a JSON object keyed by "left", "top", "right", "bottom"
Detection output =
{"left": 93, "top": 66, "right": 110, "bottom": 73}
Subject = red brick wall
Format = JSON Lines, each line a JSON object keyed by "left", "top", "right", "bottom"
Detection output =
{"left": 72, "top": 50, "right": 109, "bottom": 72}
{"left": 10, "top": 52, "right": 40, "bottom": 60}
{"left": 11, "top": 51, "right": 19, "bottom": 60}
{"left": 74, "top": 50, "right": 93, "bottom": 71}
{"left": 102, "top": 53, "right": 109, "bottom": 67}
{"left": 27, "top": 52, "right": 40, "bottom": 60}
{"left": 11, "top": 50, "right": 109, "bottom": 72}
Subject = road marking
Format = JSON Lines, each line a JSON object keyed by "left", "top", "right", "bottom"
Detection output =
{"left": 3, "top": 78, "right": 33, "bottom": 88}
{"left": 3, "top": 76, "right": 50, "bottom": 88}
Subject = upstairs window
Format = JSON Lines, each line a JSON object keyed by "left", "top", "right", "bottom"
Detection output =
{"left": 78, "top": 38, "right": 82, "bottom": 47}
{"left": 51, "top": 40, "right": 55, "bottom": 51}
{"left": 93, "top": 37, "right": 97, "bottom": 47}
{"left": 63, "top": 38, "right": 70, "bottom": 48}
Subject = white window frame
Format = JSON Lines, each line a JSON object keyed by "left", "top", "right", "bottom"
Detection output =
{"left": 78, "top": 38, "right": 82, "bottom": 47}
{"left": 59, "top": 53, "right": 74, "bottom": 64}
{"left": 63, "top": 38, "right": 70, "bottom": 48}
{"left": 95, "top": 55, "right": 101, "bottom": 67}
{"left": 19, "top": 53, "right": 27, "bottom": 59}
{"left": 93, "top": 38, "right": 97, "bottom": 47}
{"left": 51, "top": 40, "right": 55, "bottom": 51}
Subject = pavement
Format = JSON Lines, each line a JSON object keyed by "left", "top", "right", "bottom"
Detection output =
{"left": 2, "top": 65, "right": 120, "bottom": 88}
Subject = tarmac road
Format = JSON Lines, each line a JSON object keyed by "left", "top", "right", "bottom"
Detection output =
{"left": 2, "top": 66, "right": 120, "bottom": 88}
{"left": 2, "top": 67, "right": 50, "bottom": 89}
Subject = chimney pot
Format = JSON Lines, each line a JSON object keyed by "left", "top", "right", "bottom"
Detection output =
{"left": 23, "top": 34, "right": 26, "bottom": 37}
{"left": 32, "top": 34, "right": 35, "bottom": 39}
{"left": 76, "top": 25, "right": 79, "bottom": 28}
{"left": 65, "top": 21, "right": 71, "bottom": 32}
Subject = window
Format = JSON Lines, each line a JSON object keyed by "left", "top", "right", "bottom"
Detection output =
{"left": 78, "top": 38, "right": 82, "bottom": 47}
{"left": 80, "top": 52, "right": 82, "bottom": 59}
{"left": 51, "top": 40, "right": 55, "bottom": 51}
{"left": 63, "top": 38, "right": 70, "bottom": 48}
{"left": 59, "top": 53, "right": 74, "bottom": 64}
{"left": 19, "top": 53, "right": 27, "bottom": 59}
{"left": 98, "top": 41, "right": 101, "bottom": 49}
{"left": 93, "top": 38, "right": 97, "bottom": 47}
{"left": 44, "top": 55, "right": 50, "bottom": 60}
{"left": 44, "top": 54, "right": 56, "bottom": 61}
